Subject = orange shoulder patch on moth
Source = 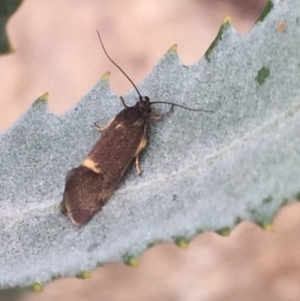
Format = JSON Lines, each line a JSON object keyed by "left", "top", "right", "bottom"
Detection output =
{"left": 82, "top": 157, "right": 101, "bottom": 173}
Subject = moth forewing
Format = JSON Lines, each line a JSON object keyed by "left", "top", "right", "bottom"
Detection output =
{"left": 61, "top": 103, "right": 150, "bottom": 226}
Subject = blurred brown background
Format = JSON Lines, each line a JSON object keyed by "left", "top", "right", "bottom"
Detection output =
{"left": 1, "top": 0, "right": 265, "bottom": 130}
{"left": 3, "top": 1, "right": 300, "bottom": 301}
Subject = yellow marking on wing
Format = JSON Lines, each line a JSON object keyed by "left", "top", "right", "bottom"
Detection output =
{"left": 69, "top": 213, "right": 82, "bottom": 226}
{"left": 82, "top": 157, "right": 101, "bottom": 173}
{"left": 95, "top": 117, "right": 115, "bottom": 132}
{"left": 115, "top": 123, "right": 123, "bottom": 129}
{"left": 63, "top": 199, "right": 80, "bottom": 226}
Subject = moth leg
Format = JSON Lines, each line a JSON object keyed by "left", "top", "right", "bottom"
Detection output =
{"left": 134, "top": 125, "right": 148, "bottom": 175}
{"left": 94, "top": 117, "right": 114, "bottom": 132}
{"left": 150, "top": 105, "right": 174, "bottom": 120}
{"left": 135, "top": 155, "right": 142, "bottom": 175}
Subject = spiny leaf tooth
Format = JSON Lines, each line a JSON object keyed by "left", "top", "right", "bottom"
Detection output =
{"left": 174, "top": 237, "right": 190, "bottom": 249}
{"left": 31, "top": 282, "right": 43, "bottom": 292}
{"left": 223, "top": 15, "right": 232, "bottom": 25}
{"left": 215, "top": 227, "right": 231, "bottom": 236}
{"left": 100, "top": 71, "right": 110, "bottom": 81}
{"left": 123, "top": 255, "right": 139, "bottom": 267}
{"left": 256, "top": 0, "right": 274, "bottom": 23}
{"left": 263, "top": 223, "right": 274, "bottom": 233}
{"left": 256, "top": 221, "right": 274, "bottom": 233}
{"left": 76, "top": 270, "right": 92, "bottom": 279}
{"left": 32, "top": 92, "right": 49, "bottom": 107}
{"left": 204, "top": 17, "right": 231, "bottom": 63}
{"left": 167, "top": 44, "right": 177, "bottom": 54}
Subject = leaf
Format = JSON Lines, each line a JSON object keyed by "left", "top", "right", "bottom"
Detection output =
{"left": 0, "top": 0, "right": 24, "bottom": 54}
{"left": 1, "top": 0, "right": 300, "bottom": 289}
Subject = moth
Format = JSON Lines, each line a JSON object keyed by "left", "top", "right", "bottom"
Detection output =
{"left": 60, "top": 31, "right": 213, "bottom": 226}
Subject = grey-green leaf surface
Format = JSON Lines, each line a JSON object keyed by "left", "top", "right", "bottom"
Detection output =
{"left": 1, "top": 0, "right": 300, "bottom": 288}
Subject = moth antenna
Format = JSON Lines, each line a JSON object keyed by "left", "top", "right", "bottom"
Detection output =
{"left": 150, "top": 101, "right": 214, "bottom": 113}
{"left": 96, "top": 30, "right": 143, "bottom": 100}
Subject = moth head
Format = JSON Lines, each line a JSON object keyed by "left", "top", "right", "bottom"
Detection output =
{"left": 136, "top": 96, "right": 151, "bottom": 113}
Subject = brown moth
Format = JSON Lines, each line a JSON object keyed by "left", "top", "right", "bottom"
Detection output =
{"left": 60, "top": 31, "right": 213, "bottom": 226}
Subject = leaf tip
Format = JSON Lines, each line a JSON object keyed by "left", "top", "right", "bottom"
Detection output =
{"left": 101, "top": 71, "right": 110, "bottom": 81}
{"left": 124, "top": 255, "right": 139, "bottom": 267}
{"left": 257, "top": 221, "right": 274, "bottom": 233}
{"left": 168, "top": 44, "right": 177, "bottom": 53}
{"left": 216, "top": 227, "right": 231, "bottom": 236}
{"left": 32, "top": 282, "right": 43, "bottom": 292}
{"left": 174, "top": 237, "right": 189, "bottom": 249}
{"left": 256, "top": 0, "right": 274, "bottom": 23}
{"left": 76, "top": 270, "right": 92, "bottom": 279}
{"left": 32, "top": 92, "right": 49, "bottom": 107}
{"left": 263, "top": 223, "right": 274, "bottom": 233}
{"left": 223, "top": 14, "right": 232, "bottom": 25}
{"left": 204, "top": 18, "right": 231, "bottom": 63}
